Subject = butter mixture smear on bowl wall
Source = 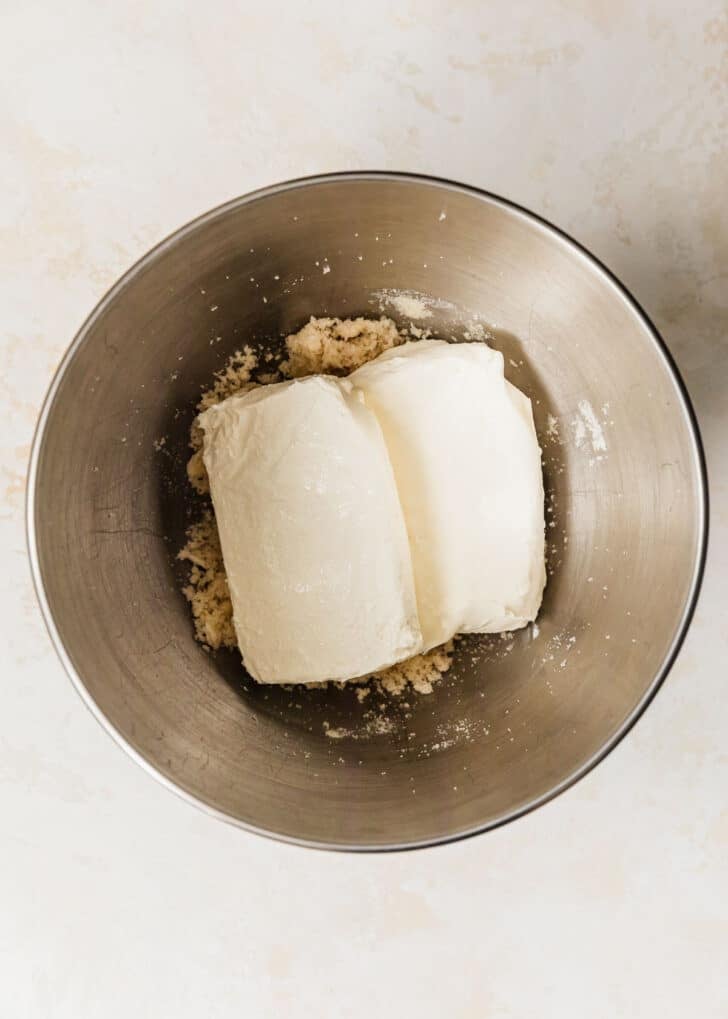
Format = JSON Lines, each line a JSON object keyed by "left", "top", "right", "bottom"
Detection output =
{"left": 180, "top": 317, "right": 546, "bottom": 689}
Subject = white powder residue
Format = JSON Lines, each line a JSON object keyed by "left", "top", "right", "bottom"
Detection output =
{"left": 323, "top": 713, "right": 395, "bottom": 740}
{"left": 372, "top": 288, "right": 455, "bottom": 321}
{"left": 570, "top": 400, "right": 608, "bottom": 455}
{"left": 438, "top": 210, "right": 447, "bottom": 221}
{"left": 546, "top": 414, "right": 560, "bottom": 440}
{"left": 578, "top": 399, "right": 607, "bottom": 452}
{"left": 541, "top": 630, "right": 578, "bottom": 670}
{"left": 415, "top": 715, "right": 495, "bottom": 758}
{"left": 324, "top": 725, "right": 349, "bottom": 739}
{"left": 389, "top": 294, "right": 433, "bottom": 320}
{"left": 571, "top": 415, "right": 587, "bottom": 449}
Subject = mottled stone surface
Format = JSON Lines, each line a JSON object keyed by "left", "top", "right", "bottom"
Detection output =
{"left": 1, "top": 2, "right": 726, "bottom": 1016}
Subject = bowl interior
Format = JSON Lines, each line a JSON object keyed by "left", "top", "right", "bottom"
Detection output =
{"left": 30, "top": 176, "right": 705, "bottom": 848}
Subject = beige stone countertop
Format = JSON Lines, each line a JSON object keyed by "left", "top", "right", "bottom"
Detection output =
{"left": 1, "top": 2, "right": 726, "bottom": 1016}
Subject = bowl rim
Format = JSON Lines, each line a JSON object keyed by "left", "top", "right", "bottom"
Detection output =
{"left": 26, "top": 170, "right": 710, "bottom": 852}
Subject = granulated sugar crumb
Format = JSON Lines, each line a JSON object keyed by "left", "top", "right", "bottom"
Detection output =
{"left": 186, "top": 345, "right": 259, "bottom": 495}
{"left": 177, "top": 511, "right": 236, "bottom": 651}
{"left": 374, "top": 641, "right": 455, "bottom": 696}
{"left": 281, "top": 315, "right": 402, "bottom": 378}
{"left": 198, "top": 345, "right": 258, "bottom": 412}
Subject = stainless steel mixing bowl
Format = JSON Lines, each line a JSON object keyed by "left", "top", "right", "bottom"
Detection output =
{"left": 27, "top": 173, "right": 707, "bottom": 850}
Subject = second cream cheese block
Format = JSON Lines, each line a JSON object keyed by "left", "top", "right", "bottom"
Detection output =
{"left": 351, "top": 341, "right": 546, "bottom": 651}
{"left": 199, "top": 376, "right": 423, "bottom": 684}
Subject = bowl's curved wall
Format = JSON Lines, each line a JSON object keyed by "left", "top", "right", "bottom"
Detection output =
{"left": 28, "top": 175, "right": 706, "bottom": 848}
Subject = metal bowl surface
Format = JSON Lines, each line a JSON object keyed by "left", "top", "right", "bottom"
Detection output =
{"left": 27, "top": 173, "right": 707, "bottom": 849}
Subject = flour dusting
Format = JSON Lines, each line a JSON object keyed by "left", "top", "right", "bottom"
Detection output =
{"left": 578, "top": 399, "right": 607, "bottom": 452}
{"left": 571, "top": 399, "right": 608, "bottom": 457}
{"left": 372, "top": 288, "right": 455, "bottom": 320}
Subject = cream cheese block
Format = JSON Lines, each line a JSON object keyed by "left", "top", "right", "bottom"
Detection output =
{"left": 351, "top": 341, "right": 546, "bottom": 650}
{"left": 200, "top": 340, "right": 546, "bottom": 685}
{"left": 199, "top": 375, "right": 422, "bottom": 684}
